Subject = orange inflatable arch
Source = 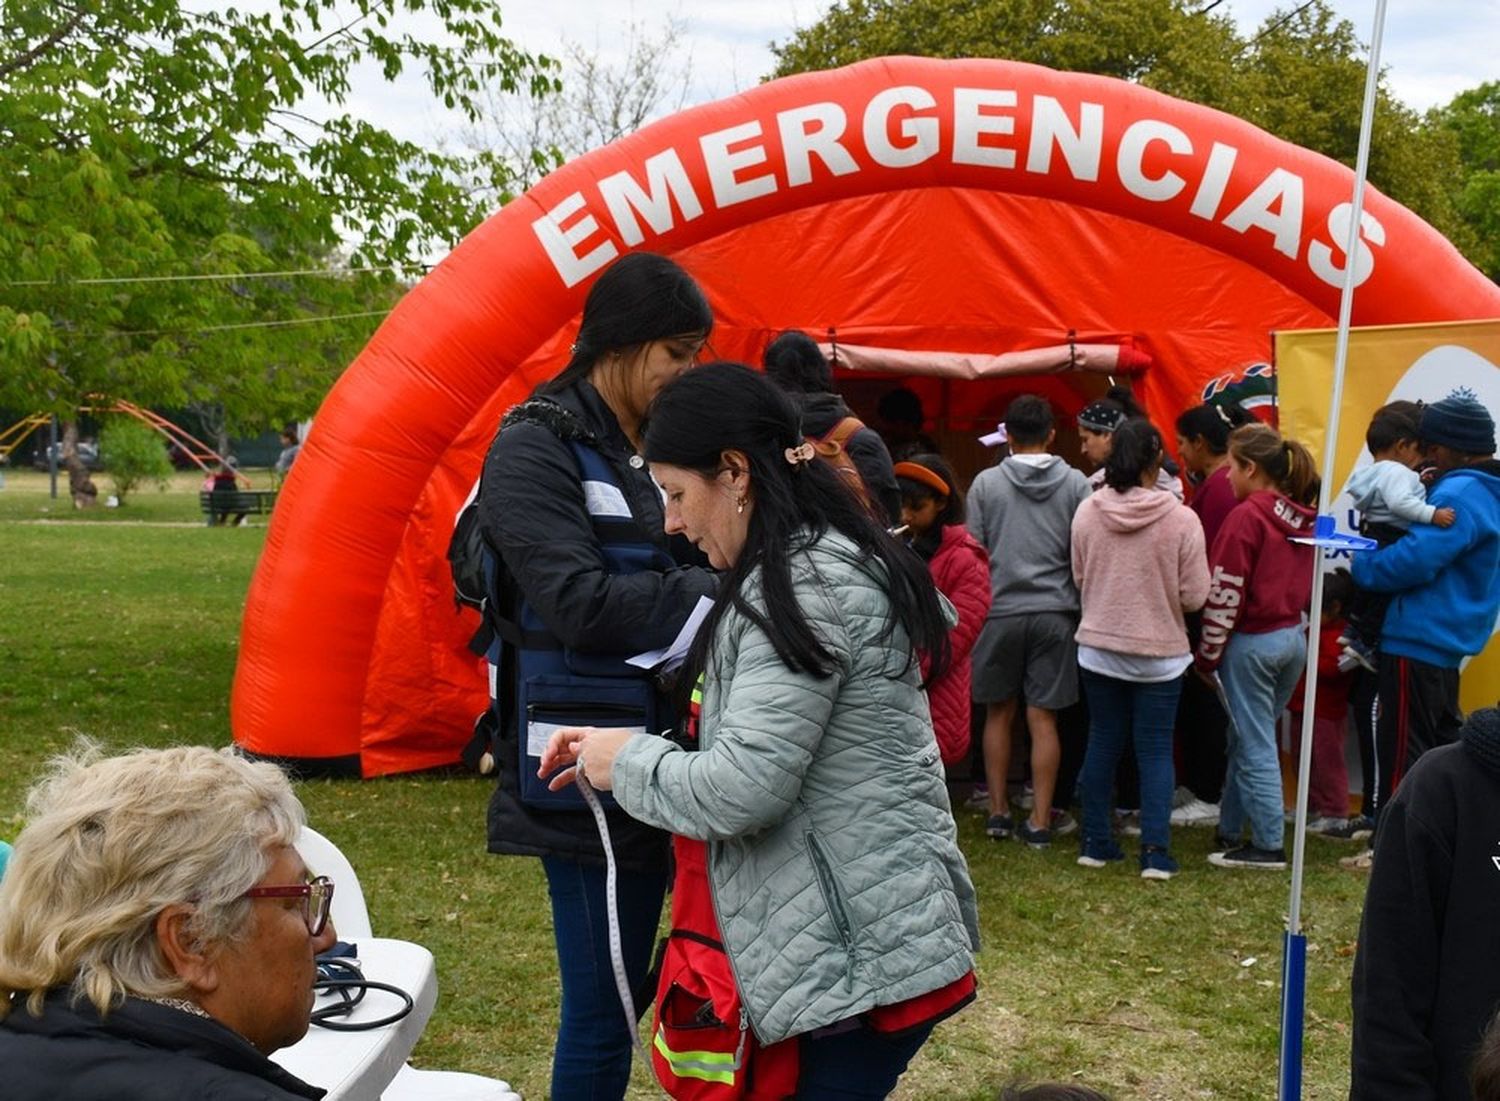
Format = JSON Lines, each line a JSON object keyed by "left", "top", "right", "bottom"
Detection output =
{"left": 233, "top": 56, "right": 1500, "bottom": 776}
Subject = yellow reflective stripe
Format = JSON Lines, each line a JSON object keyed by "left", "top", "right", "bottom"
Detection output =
{"left": 653, "top": 1026, "right": 739, "bottom": 1085}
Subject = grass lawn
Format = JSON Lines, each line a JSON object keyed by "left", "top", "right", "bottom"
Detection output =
{"left": 0, "top": 470, "right": 1372, "bottom": 1100}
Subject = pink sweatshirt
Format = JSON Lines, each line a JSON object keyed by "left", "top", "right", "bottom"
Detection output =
{"left": 1071, "top": 485, "right": 1211, "bottom": 656}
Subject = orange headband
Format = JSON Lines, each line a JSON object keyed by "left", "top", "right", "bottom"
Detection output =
{"left": 893, "top": 461, "right": 950, "bottom": 497}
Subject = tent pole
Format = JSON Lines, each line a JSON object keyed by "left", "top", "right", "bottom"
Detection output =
{"left": 1279, "top": 2, "right": 1388, "bottom": 1098}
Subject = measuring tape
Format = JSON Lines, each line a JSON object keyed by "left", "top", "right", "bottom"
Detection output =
{"left": 576, "top": 767, "right": 650, "bottom": 1061}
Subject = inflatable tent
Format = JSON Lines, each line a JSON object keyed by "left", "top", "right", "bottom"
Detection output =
{"left": 232, "top": 56, "right": 1500, "bottom": 776}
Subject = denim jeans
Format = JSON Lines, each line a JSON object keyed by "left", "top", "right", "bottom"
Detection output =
{"left": 1217, "top": 626, "right": 1307, "bottom": 851}
{"left": 541, "top": 854, "right": 668, "bottom": 1101}
{"left": 1078, "top": 669, "right": 1183, "bottom": 852}
{"left": 795, "top": 1020, "right": 936, "bottom": 1099}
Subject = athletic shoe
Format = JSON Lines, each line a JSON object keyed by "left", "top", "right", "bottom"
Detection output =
{"left": 1306, "top": 815, "right": 1349, "bottom": 836}
{"left": 1015, "top": 819, "right": 1052, "bottom": 849}
{"left": 1208, "top": 845, "right": 1287, "bottom": 870}
{"left": 1115, "top": 809, "right": 1141, "bottom": 837}
{"left": 1213, "top": 833, "right": 1239, "bottom": 852}
{"left": 963, "top": 785, "right": 990, "bottom": 811}
{"left": 1050, "top": 808, "right": 1078, "bottom": 836}
{"left": 1013, "top": 782, "right": 1035, "bottom": 811}
{"left": 1170, "top": 798, "right": 1221, "bottom": 828}
{"left": 1336, "top": 649, "right": 1364, "bottom": 674}
{"left": 985, "top": 813, "right": 1013, "bottom": 840}
{"left": 1140, "top": 847, "right": 1179, "bottom": 880}
{"left": 1077, "top": 838, "right": 1125, "bottom": 867}
{"left": 1320, "top": 814, "right": 1375, "bottom": 841}
{"left": 1340, "top": 848, "right": 1375, "bottom": 871}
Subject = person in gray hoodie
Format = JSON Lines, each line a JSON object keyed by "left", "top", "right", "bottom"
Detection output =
{"left": 967, "top": 395, "right": 1092, "bottom": 848}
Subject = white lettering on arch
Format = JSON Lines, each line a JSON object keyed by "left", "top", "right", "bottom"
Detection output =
{"left": 700, "top": 121, "right": 778, "bottom": 208}
{"left": 863, "top": 86, "right": 940, "bottom": 168}
{"left": 777, "top": 102, "right": 860, "bottom": 186}
{"left": 953, "top": 88, "right": 1018, "bottom": 169}
{"left": 1117, "top": 119, "right": 1192, "bottom": 202}
{"left": 531, "top": 192, "right": 618, "bottom": 288}
{"left": 1308, "top": 202, "right": 1387, "bottom": 288}
{"left": 597, "top": 150, "right": 704, "bottom": 247}
{"left": 1222, "top": 168, "right": 1304, "bottom": 260}
{"left": 1026, "top": 95, "right": 1103, "bottom": 181}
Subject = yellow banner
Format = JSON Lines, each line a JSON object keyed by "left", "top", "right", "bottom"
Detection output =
{"left": 1277, "top": 318, "right": 1500, "bottom": 713}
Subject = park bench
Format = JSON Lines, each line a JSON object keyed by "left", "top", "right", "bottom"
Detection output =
{"left": 199, "top": 489, "right": 277, "bottom": 522}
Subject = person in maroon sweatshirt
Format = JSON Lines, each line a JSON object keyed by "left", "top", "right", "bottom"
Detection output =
{"left": 1196, "top": 423, "right": 1319, "bottom": 870}
{"left": 896, "top": 454, "right": 992, "bottom": 766}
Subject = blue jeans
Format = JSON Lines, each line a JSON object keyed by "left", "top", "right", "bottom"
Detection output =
{"left": 1078, "top": 669, "right": 1182, "bottom": 853}
{"left": 541, "top": 855, "right": 667, "bottom": 1101}
{"left": 1217, "top": 626, "right": 1306, "bottom": 851}
{"left": 795, "top": 1021, "right": 936, "bottom": 1099}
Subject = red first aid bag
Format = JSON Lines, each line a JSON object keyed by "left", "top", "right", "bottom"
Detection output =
{"left": 650, "top": 836, "right": 798, "bottom": 1100}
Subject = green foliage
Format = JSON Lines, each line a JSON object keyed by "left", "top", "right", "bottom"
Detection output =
{"left": 1430, "top": 82, "right": 1500, "bottom": 281}
{"left": 771, "top": 0, "right": 1475, "bottom": 268}
{"left": 0, "top": 1, "right": 557, "bottom": 428}
{"left": 99, "top": 416, "right": 172, "bottom": 502}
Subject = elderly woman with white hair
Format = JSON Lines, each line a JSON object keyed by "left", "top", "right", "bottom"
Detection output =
{"left": 0, "top": 744, "right": 336, "bottom": 1099}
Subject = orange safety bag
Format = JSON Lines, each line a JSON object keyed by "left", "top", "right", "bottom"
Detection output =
{"left": 651, "top": 836, "right": 799, "bottom": 1100}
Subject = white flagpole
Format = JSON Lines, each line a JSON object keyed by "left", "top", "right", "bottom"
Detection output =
{"left": 1279, "top": 2, "right": 1388, "bottom": 1098}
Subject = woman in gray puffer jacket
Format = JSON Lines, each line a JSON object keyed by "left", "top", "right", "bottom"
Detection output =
{"left": 542, "top": 363, "right": 979, "bottom": 1100}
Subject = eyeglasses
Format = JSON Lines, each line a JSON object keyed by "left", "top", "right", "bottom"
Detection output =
{"left": 242, "top": 875, "right": 335, "bottom": 936}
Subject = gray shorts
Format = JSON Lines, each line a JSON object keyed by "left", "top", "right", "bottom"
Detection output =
{"left": 971, "top": 611, "right": 1079, "bottom": 710}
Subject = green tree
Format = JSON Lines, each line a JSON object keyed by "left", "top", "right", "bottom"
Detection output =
{"left": 771, "top": 0, "right": 1471, "bottom": 269}
{"left": 1430, "top": 81, "right": 1500, "bottom": 281}
{"left": 99, "top": 417, "right": 172, "bottom": 503}
{"left": 0, "top": 0, "right": 556, "bottom": 502}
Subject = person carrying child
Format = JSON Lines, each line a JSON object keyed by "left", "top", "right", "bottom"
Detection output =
{"left": 1340, "top": 404, "right": 1457, "bottom": 671}
{"left": 896, "top": 454, "right": 992, "bottom": 766}
{"left": 1351, "top": 389, "right": 1500, "bottom": 833}
{"left": 1196, "top": 423, "right": 1320, "bottom": 870}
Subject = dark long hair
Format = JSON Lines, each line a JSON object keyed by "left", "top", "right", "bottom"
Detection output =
{"left": 642, "top": 363, "right": 950, "bottom": 688}
{"left": 540, "top": 252, "right": 712, "bottom": 395}
{"left": 1103, "top": 418, "right": 1164, "bottom": 492}
{"left": 1175, "top": 400, "right": 1251, "bottom": 455}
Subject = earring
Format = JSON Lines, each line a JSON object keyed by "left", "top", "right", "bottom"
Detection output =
{"left": 736, "top": 495, "right": 746, "bottom": 515}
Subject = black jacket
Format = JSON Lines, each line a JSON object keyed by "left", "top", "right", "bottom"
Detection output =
{"left": 1351, "top": 711, "right": 1500, "bottom": 1100}
{"left": 479, "top": 379, "right": 716, "bottom": 870}
{"left": 796, "top": 392, "right": 902, "bottom": 526}
{"left": 0, "top": 992, "right": 324, "bottom": 1100}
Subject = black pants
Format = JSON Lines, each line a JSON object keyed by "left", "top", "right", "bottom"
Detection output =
{"left": 1371, "top": 653, "right": 1461, "bottom": 820}
{"left": 1347, "top": 668, "right": 1379, "bottom": 818}
{"left": 1175, "top": 614, "right": 1228, "bottom": 803}
{"left": 1346, "top": 522, "right": 1407, "bottom": 647}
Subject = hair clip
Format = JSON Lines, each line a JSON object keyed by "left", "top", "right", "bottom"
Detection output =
{"left": 1214, "top": 405, "right": 1233, "bottom": 426}
{"left": 784, "top": 441, "right": 816, "bottom": 466}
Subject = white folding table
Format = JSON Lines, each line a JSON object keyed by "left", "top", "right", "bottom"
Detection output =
{"left": 274, "top": 938, "right": 438, "bottom": 1101}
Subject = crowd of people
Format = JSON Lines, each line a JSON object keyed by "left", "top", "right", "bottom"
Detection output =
{"left": 0, "top": 249, "right": 1495, "bottom": 1101}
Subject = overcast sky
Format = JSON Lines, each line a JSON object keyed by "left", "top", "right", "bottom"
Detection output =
{"left": 347, "top": 0, "right": 1500, "bottom": 153}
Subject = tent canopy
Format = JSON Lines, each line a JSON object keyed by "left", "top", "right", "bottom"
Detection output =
{"left": 231, "top": 56, "right": 1500, "bottom": 776}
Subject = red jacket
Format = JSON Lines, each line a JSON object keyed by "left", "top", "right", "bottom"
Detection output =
{"left": 921, "top": 525, "right": 991, "bottom": 763}
{"left": 1196, "top": 491, "right": 1316, "bottom": 672}
{"left": 1288, "top": 616, "right": 1354, "bottom": 721}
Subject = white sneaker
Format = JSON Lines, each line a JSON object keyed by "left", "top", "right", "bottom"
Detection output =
{"left": 1170, "top": 798, "right": 1221, "bottom": 827}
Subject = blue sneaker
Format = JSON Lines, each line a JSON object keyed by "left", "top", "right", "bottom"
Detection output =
{"left": 985, "top": 813, "right": 1013, "bottom": 840}
{"left": 1015, "top": 819, "right": 1052, "bottom": 849}
{"left": 1140, "top": 847, "right": 1179, "bottom": 880}
{"left": 1077, "top": 838, "right": 1125, "bottom": 868}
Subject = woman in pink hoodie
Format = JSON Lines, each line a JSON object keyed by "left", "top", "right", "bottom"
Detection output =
{"left": 1197, "top": 423, "right": 1320, "bottom": 871}
{"left": 896, "top": 454, "right": 991, "bottom": 765}
{"left": 1071, "top": 419, "right": 1210, "bottom": 880}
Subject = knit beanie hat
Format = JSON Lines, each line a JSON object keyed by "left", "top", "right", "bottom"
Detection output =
{"left": 1419, "top": 388, "right": 1495, "bottom": 454}
{"left": 1460, "top": 706, "right": 1500, "bottom": 776}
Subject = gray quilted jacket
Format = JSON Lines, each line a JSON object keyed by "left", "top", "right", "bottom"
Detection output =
{"left": 612, "top": 531, "right": 980, "bottom": 1045}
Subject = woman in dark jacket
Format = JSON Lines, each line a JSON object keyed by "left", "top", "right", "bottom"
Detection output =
{"left": 478, "top": 251, "right": 717, "bottom": 1101}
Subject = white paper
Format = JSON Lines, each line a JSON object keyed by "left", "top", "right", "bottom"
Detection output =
{"left": 626, "top": 595, "right": 714, "bottom": 673}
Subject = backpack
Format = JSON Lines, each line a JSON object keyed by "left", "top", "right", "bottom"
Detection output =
{"left": 448, "top": 475, "right": 489, "bottom": 616}
{"left": 808, "top": 415, "right": 873, "bottom": 512}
